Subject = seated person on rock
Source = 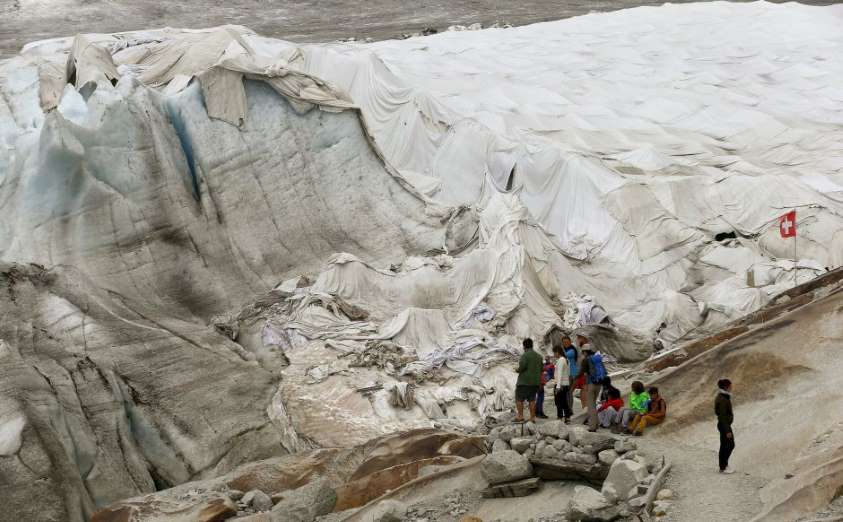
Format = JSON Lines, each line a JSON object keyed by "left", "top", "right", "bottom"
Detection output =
{"left": 599, "top": 375, "right": 618, "bottom": 403}
{"left": 627, "top": 386, "right": 667, "bottom": 436}
{"left": 597, "top": 387, "right": 624, "bottom": 428}
{"left": 611, "top": 381, "right": 649, "bottom": 433}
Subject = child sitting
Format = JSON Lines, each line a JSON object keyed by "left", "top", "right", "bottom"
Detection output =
{"left": 627, "top": 387, "right": 667, "bottom": 436}
{"left": 597, "top": 388, "right": 624, "bottom": 428}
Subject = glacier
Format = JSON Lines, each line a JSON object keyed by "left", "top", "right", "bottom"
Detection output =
{"left": 0, "top": 1, "right": 842, "bottom": 520}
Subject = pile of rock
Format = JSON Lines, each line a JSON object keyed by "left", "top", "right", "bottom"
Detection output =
{"left": 227, "top": 478, "right": 337, "bottom": 521}
{"left": 480, "top": 450, "right": 541, "bottom": 498}
{"left": 484, "top": 421, "right": 668, "bottom": 521}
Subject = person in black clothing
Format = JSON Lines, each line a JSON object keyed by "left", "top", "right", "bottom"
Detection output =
{"left": 715, "top": 378, "right": 735, "bottom": 474}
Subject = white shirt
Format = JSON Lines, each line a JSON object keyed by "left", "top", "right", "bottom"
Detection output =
{"left": 555, "top": 356, "right": 569, "bottom": 390}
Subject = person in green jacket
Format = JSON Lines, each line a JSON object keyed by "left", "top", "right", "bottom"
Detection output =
{"left": 611, "top": 381, "right": 649, "bottom": 433}
{"left": 514, "top": 338, "right": 543, "bottom": 422}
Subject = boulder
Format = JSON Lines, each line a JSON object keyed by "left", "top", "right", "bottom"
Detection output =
{"left": 481, "top": 477, "right": 541, "bottom": 498}
{"left": 657, "top": 489, "right": 673, "bottom": 500}
{"left": 480, "top": 451, "right": 533, "bottom": 485}
{"left": 568, "top": 485, "right": 619, "bottom": 521}
{"left": 228, "top": 490, "right": 245, "bottom": 501}
{"left": 653, "top": 500, "right": 671, "bottom": 516}
{"left": 237, "top": 514, "right": 271, "bottom": 522}
{"left": 510, "top": 437, "right": 533, "bottom": 453}
{"left": 197, "top": 498, "right": 238, "bottom": 522}
{"left": 497, "top": 425, "right": 518, "bottom": 442}
{"left": 530, "top": 457, "right": 609, "bottom": 483}
{"left": 628, "top": 495, "right": 647, "bottom": 509}
{"left": 242, "top": 489, "right": 273, "bottom": 512}
{"left": 369, "top": 499, "right": 408, "bottom": 522}
{"left": 537, "top": 420, "right": 566, "bottom": 438}
{"left": 598, "top": 449, "right": 618, "bottom": 466}
{"left": 614, "top": 439, "right": 636, "bottom": 454}
{"left": 270, "top": 478, "right": 336, "bottom": 522}
{"left": 492, "top": 439, "right": 511, "bottom": 453}
{"left": 634, "top": 454, "right": 650, "bottom": 471}
{"left": 540, "top": 445, "right": 559, "bottom": 459}
{"left": 552, "top": 438, "right": 572, "bottom": 453}
{"left": 569, "top": 428, "right": 617, "bottom": 453}
{"left": 523, "top": 448, "right": 534, "bottom": 460}
{"left": 601, "top": 459, "right": 648, "bottom": 502}
{"left": 535, "top": 441, "right": 547, "bottom": 455}
{"left": 565, "top": 452, "right": 598, "bottom": 465}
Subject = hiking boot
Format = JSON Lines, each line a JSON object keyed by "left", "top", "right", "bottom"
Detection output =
{"left": 537, "top": 414, "right": 549, "bottom": 419}
{"left": 719, "top": 467, "right": 735, "bottom": 474}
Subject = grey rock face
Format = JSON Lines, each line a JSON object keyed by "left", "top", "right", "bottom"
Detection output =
{"left": 601, "top": 458, "right": 648, "bottom": 502}
{"left": 565, "top": 451, "right": 598, "bottom": 465}
{"left": 568, "top": 485, "right": 619, "bottom": 521}
{"left": 243, "top": 489, "right": 273, "bottom": 511}
{"left": 270, "top": 478, "right": 337, "bottom": 522}
{"left": 509, "top": 437, "right": 533, "bottom": 453}
{"left": 552, "top": 438, "right": 572, "bottom": 453}
{"left": 614, "top": 439, "right": 637, "bottom": 454}
{"left": 480, "top": 450, "right": 534, "bottom": 485}
{"left": 540, "top": 445, "right": 559, "bottom": 459}
{"left": 569, "top": 428, "right": 618, "bottom": 454}
{"left": 0, "top": 264, "right": 295, "bottom": 522}
{"left": 481, "top": 477, "right": 541, "bottom": 498}
{"left": 492, "top": 439, "right": 511, "bottom": 453}
{"left": 537, "top": 420, "right": 566, "bottom": 438}
{"left": 369, "top": 499, "right": 408, "bottom": 522}
{"left": 598, "top": 449, "right": 619, "bottom": 466}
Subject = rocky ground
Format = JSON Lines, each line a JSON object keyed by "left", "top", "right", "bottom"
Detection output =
{"left": 5, "top": 259, "right": 842, "bottom": 522}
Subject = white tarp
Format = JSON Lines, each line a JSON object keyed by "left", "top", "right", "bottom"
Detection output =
{"left": 4, "top": 1, "right": 843, "bottom": 373}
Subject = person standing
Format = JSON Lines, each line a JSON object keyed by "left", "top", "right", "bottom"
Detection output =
{"left": 514, "top": 338, "right": 543, "bottom": 422}
{"left": 715, "top": 379, "right": 735, "bottom": 474}
{"left": 563, "top": 336, "right": 580, "bottom": 413}
{"left": 536, "top": 356, "right": 555, "bottom": 419}
{"left": 553, "top": 346, "right": 572, "bottom": 423}
{"left": 576, "top": 335, "right": 600, "bottom": 432}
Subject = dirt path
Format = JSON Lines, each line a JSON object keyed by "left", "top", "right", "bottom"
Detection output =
{"left": 636, "top": 436, "right": 766, "bottom": 522}
{"left": 543, "top": 396, "right": 767, "bottom": 521}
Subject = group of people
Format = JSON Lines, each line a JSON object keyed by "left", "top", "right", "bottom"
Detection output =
{"left": 515, "top": 336, "right": 738, "bottom": 473}
{"left": 514, "top": 335, "right": 667, "bottom": 436}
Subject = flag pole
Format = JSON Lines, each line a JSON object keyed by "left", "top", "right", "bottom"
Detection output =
{"left": 793, "top": 228, "right": 797, "bottom": 288}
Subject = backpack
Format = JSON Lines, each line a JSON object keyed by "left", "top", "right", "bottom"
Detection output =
{"left": 589, "top": 353, "right": 607, "bottom": 384}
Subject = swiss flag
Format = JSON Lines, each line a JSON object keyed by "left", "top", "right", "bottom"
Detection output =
{"left": 779, "top": 210, "right": 796, "bottom": 238}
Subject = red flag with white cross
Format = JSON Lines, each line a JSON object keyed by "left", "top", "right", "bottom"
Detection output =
{"left": 779, "top": 210, "right": 796, "bottom": 238}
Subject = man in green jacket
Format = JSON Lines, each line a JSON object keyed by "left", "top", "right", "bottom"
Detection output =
{"left": 515, "top": 338, "right": 543, "bottom": 422}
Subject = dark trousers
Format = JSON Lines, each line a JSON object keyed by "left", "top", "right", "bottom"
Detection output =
{"left": 718, "top": 423, "right": 735, "bottom": 470}
{"left": 555, "top": 386, "right": 573, "bottom": 419}
{"left": 536, "top": 388, "right": 545, "bottom": 415}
